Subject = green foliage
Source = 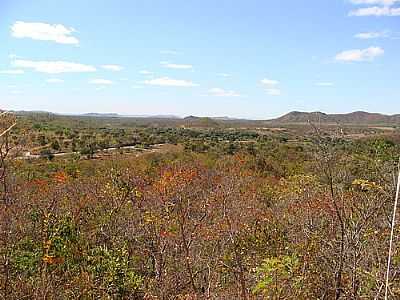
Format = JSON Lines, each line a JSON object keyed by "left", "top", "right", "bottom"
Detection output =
{"left": 253, "top": 255, "right": 300, "bottom": 297}
{"left": 51, "top": 140, "right": 61, "bottom": 151}
{"left": 11, "top": 239, "right": 41, "bottom": 276}
{"left": 87, "top": 246, "right": 143, "bottom": 296}
{"left": 46, "top": 214, "right": 79, "bottom": 259}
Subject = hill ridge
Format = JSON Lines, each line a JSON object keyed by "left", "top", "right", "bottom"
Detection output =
{"left": 272, "top": 111, "right": 400, "bottom": 124}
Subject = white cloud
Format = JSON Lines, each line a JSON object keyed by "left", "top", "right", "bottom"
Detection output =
{"left": 11, "top": 21, "right": 79, "bottom": 44}
{"left": 101, "top": 65, "right": 123, "bottom": 71}
{"left": 209, "top": 88, "right": 241, "bottom": 97}
{"left": 261, "top": 78, "right": 281, "bottom": 96}
{"left": 316, "top": 82, "right": 334, "bottom": 86}
{"left": 350, "top": 6, "right": 400, "bottom": 16}
{"left": 160, "top": 50, "right": 180, "bottom": 55}
{"left": 218, "top": 73, "right": 232, "bottom": 77}
{"left": 335, "top": 46, "right": 384, "bottom": 61}
{"left": 350, "top": 0, "right": 399, "bottom": 5}
{"left": 144, "top": 77, "right": 198, "bottom": 87}
{"left": 89, "top": 79, "right": 113, "bottom": 85}
{"left": 261, "top": 78, "right": 280, "bottom": 86}
{"left": 10, "top": 90, "right": 23, "bottom": 94}
{"left": 46, "top": 78, "right": 64, "bottom": 83}
{"left": 13, "top": 59, "right": 96, "bottom": 73}
{"left": 354, "top": 31, "right": 389, "bottom": 38}
{"left": 0, "top": 69, "right": 25, "bottom": 75}
{"left": 161, "top": 61, "right": 193, "bottom": 70}
{"left": 139, "top": 70, "right": 153, "bottom": 75}
{"left": 265, "top": 89, "right": 282, "bottom": 96}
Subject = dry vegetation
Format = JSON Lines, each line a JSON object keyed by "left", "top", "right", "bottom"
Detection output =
{"left": 1, "top": 112, "right": 400, "bottom": 299}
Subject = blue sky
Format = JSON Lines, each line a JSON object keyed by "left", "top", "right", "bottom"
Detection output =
{"left": 0, "top": 0, "right": 399, "bottom": 119}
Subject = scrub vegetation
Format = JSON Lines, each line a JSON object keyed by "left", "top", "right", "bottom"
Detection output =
{"left": 1, "top": 111, "right": 400, "bottom": 299}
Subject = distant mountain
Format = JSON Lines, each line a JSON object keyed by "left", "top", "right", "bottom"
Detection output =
{"left": 10, "top": 110, "right": 400, "bottom": 125}
{"left": 15, "top": 110, "right": 55, "bottom": 116}
{"left": 14, "top": 111, "right": 59, "bottom": 119}
{"left": 77, "top": 113, "right": 181, "bottom": 119}
{"left": 146, "top": 115, "right": 180, "bottom": 119}
{"left": 126, "top": 114, "right": 180, "bottom": 119}
{"left": 81, "top": 113, "right": 121, "bottom": 117}
{"left": 211, "top": 116, "right": 242, "bottom": 121}
{"left": 274, "top": 111, "right": 329, "bottom": 123}
{"left": 272, "top": 111, "right": 400, "bottom": 124}
{"left": 183, "top": 116, "right": 220, "bottom": 127}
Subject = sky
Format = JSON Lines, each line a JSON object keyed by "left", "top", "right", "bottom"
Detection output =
{"left": 0, "top": 0, "right": 399, "bottom": 119}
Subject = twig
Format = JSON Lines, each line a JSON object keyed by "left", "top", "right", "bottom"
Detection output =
{"left": 384, "top": 159, "right": 400, "bottom": 300}
{"left": 0, "top": 123, "right": 16, "bottom": 138}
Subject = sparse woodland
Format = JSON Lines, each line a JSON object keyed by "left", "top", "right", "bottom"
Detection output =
{"left": 1, "top": 113, "right": 400, "bottom": 299}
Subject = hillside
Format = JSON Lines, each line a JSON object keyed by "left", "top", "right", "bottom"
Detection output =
{"left": 272, "top": 111, "right": 400, "bottom": 124}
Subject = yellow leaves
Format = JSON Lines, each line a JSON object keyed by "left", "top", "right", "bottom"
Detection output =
{"left": 134, "top": 189, "right": 142, "bottom": 198}
{"left": 352, "top": 179, "right": 383, "bottom": 192}
{"left": 43, "top": 239, "right": 52, "bottom": 251}
{"left": 280, "top": 175, "right": 320, "bottom": 196}
{"left": 143, "top": 211, "right": 157, "bottom": 224}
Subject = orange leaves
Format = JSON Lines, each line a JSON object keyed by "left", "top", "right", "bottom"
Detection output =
{"left": 42, "top": 240, "right": 64, "bottom": 265}
{"left": 53, "top": 171, "right": 69, "bottom": 184}
{"left": 29, "top": 171, "right": 69, "bottom": 192}
{"left": 42, "top": 254, "right": 64, "bottom": 265}
{"left": 160, "top": 230, "right": 176, "bottom": 238}
{"left": 155, "top": 166, "right": 200, "bottom": 196}
{"left": 32, "top": 178, "right": 48, "bottom": 187}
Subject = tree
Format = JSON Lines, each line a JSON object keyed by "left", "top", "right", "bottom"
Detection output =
{"left": 0, "top": 111, "right": 17, "bottom": 299}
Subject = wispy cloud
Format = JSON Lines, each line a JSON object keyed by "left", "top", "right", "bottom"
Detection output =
{"left": 354, "top": 31, "right": 389, "bottom": 39}
{"left": 101, "top": 65, "right": 123, "bottom": 71}
{"left": 208, "top": 88, "right": 241, "bottom": 97}
{"left": 261, "top": 79, "right": 279, "bottom": 86}
{"left": 161, "top": 61, "right": 193, "bottom": 70}
{"left": 89, "top": 79, "right": 113, "bottom": 85}
{"left": 316, "top": 82, "right": 334, "bottom": 86}
{"left": 217, "top": 73, "right": 232, "bottom": 78}
{"left": 13, "top": 59, "right": 96, "bottom": 73}
{"left": 0, "top": 69, "right": 25, "bottom": 75}
{"left": 10, "top": 90, "right": 23, "bottom": 94}
{"left": 350, "top": 6, "right": 400, "bottom": 16}
{"left": 144, "top": 77, "right": 198, "bottom": 87}
{"left": 265, "top": 89, "right": 282, "bottom": 96}
{"left": 260, "top": 78, "right": 281, "bottom": 96}
{"left": 160, "top": 50, "right": 180, "bottom": 55}
{"left": 11, "top": 21, "right": 79, "bottom": 44}
{"left": 46, "top": 78, "right": 64, "bottom": 83}
{"left": 335, "top": 46, "right": 384, "bottom": 61}
{"left": 139, "top": 70, "right": 153, "bottom": 75}
{"left": 350, "top": 0, "right": 399, "bottom": 5}
{"left": 349, "top": 0, "right": 400, "bottom": 16}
